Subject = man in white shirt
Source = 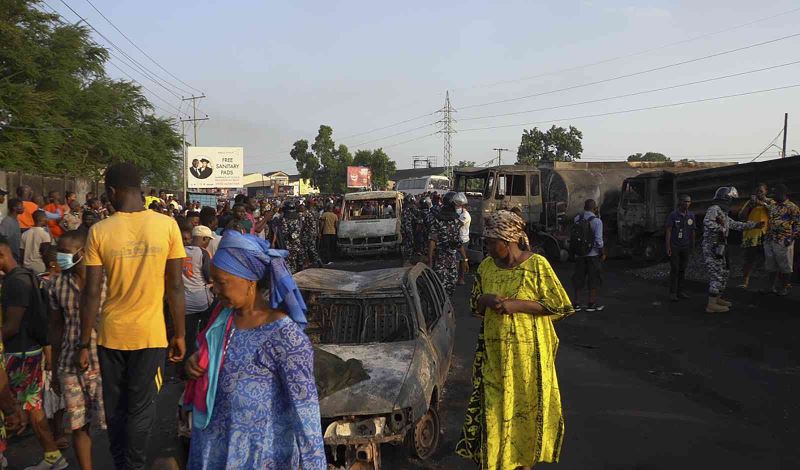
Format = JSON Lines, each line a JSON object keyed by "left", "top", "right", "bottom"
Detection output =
{"left": 455, "top": 193, "right": 471, "bottom": 285}
{"left": 20, "top": 210, "right": 52, "bottom": 274}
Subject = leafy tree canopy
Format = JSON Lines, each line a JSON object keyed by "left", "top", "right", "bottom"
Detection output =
{"left": 292, "top": 125, "right": 352, "bottom": 193}
{"left": 291, "top": 125, "right": 398, "bottom": 193}
{"left": 516, "top": 125, "right": 583, "bottom": 165}
{"left": 627, "top": 152, "right": 671, "bottom": 162}
{"left": 353, "top": 148, "right": 396, "bottom": 190}
{"left": 457, "top": 160, "right": 476, "bottom": 167}
{"left": 0, "top": 0, "right": 183, "bottom": 183}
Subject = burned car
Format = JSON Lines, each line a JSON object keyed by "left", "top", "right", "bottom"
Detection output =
{"left": 295, "top": 264, "right": 455, "bottom": 469}
{"left": 337, "top": 191, "right": 403, "bottom": 256}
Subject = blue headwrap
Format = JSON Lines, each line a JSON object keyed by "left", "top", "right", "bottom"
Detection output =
{"left": 212, "top": 231, "right": 308, "bottom": 328}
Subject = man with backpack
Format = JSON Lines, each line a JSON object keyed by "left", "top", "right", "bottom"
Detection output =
{"left": 570, "top": 199, "right": 605, "bottom": 312}
{"left": 0, "top": 234, "right": 67, "bottom": 470}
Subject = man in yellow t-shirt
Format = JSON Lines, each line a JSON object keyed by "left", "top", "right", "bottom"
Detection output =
{"left": 77, "top": 162, "right": 186, "bottom": 470}
{"left": 738, "top": 183, "right": 772, "bottom": 289}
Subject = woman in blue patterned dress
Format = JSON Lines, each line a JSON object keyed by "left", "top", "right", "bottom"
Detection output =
{"left": 183, "top": 231, "right": 326, "bottom": 469}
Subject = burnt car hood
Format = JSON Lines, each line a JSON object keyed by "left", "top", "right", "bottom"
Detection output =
{"left": 315, "top": 341, "right": 417, "bottom": 417}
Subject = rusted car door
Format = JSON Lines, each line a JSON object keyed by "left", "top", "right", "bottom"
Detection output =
{"left": 416, "top": 269, "right": 454, "bottom": 385}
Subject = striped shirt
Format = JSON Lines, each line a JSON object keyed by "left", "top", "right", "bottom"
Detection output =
{"left": 48, "top": 272, "right": 106, "bottom": 375}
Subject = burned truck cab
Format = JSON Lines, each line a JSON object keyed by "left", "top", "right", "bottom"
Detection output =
{"left": 452, "top": 165, "right": 543, "bottom": 262}
{"left": 617, "top": 171, "right": 677, "bottom": 260}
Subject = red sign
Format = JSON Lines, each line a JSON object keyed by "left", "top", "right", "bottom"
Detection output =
{"left": 347, "top": 166, "right": 372, "bottom": 188}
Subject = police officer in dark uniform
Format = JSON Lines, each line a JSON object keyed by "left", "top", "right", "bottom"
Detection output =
{"left": 401, "top": 194, "right": 417, "bottom": 265}
{"left": 275, "top": 199, "right": 305, "bottom": 273}
{"left": 428, "top": 191, "right": 463, "bottom": 296}
{"left": 300, "top": 199, "right": 323, "bottom": 268}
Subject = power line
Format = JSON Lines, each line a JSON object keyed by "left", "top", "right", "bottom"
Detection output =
{"left": 350, "top": 122, "right": 437, "bottom": 148}
{"left": 750, "top": 127, "right": 784, "bottom": 162}
{"left": 40, "top": 1, "right": 186, "bottom": 117}
{"left": 460, "top": 31, "right": 800, "bottom": 111}
{"left": 382, "top": 132, "right": 438, "bottom": 149}
{"left": 56, "top": 0, "right": 188, "bottom": 100}
{"left": 335, "top": 7, "right": 800, "bottom": 143}
{"left": 459, "top": 6, "right": 800, "bottom": 90}
{"left": 82, "top": 0, "right": 202, "bottom": 95}
{"left": 458, "top": 83, "right": 800, "bottom": 132}
{"left": 338, "top": 111, "right": 435, "bottom": 141}
{"left": 105, "top": 61, "right": 185, "bottom": 116}
{"left": 460, "top": 59, "right": 800, "bottom": 121}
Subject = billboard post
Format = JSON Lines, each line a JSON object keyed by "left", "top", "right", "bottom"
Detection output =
{"left": 347, "top": 166, "right": 372, "bottom": 189}
{"left": 187, "top": 147, "right": 244, "bottom": 189}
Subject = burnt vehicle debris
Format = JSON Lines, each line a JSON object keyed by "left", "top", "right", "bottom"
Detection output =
{"left": 617, "top": 155, "right": 800, "bottom": 259}
{"left": 453, "top": 161, "right": 736, "bottom": 262}
{"left": 295, "top": 264, "right": 455, "bottom": 469}
{"left": 337, "top": 191, "right": 404, "bottom": 256}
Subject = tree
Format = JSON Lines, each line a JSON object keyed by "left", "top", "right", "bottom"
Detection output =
{"left": 291, "top": 125, "right": 353, "bottom": 193}
{"left": 292, "top": 125, "right": 399, "bottom": 192}
{"left": 627, "top": 152, "right": 671, "bottom": 162}
{"left": 353, "top": 148, "right": 397, "bottom": 190}
{"left": 0, "top": 0, "right": 182, "bottom": 181}
{"left": 457, "top": 160, "right": 476, "bottom": 167}
{"left": 516, "top": 125, "right": 583, "bottom": 165}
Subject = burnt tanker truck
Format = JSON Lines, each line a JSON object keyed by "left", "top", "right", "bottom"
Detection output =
{"left": 452, "top": 161, "right": 731, "bottom": 262}
{"left": 617, "top": 155, "right": 800, "bottom": 260}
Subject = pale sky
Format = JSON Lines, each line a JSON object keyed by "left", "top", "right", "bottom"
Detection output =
{"left": 49, "top": 0, "right": 800, "bottom": 174}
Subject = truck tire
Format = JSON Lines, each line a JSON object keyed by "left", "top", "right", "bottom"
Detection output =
{"left": 534, "top": 237, "right": 562, "bottom": 263}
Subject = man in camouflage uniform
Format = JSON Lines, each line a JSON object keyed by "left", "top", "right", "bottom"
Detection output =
{"left": 415, "top": 198, "right": 432, "bottom": 256}
{"left": 702, "top": 187, "right": 762, "bottom": 313}
{"left": 275, "top": 199, "right": 306, "bottom": 273}
{"left": 401, "top": 194, "right": 417, "bottom": 265}
{"left": 300, "top": 200, "right": 323, "bottom": 268}
{"left": 428, "top": 192, "right": 463, "bottom": 296}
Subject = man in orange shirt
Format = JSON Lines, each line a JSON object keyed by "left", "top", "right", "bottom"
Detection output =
{"left": 15, "top": 185, "right": 38, "bottom": 230}
{"left": 44, "top": 191, "right": 69, "bottom": 239}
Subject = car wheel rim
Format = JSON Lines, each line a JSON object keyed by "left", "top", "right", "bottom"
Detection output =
{"left": 414, "top": 408, "right": 439, "bottom": 459}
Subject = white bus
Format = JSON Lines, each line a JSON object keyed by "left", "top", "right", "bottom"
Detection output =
{"left": 395, "top": 175, "right": 450, "bottom": 195}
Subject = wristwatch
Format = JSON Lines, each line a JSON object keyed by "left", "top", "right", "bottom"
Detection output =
{"left": 76, "top": 342, "right": 90, "bottom": 350}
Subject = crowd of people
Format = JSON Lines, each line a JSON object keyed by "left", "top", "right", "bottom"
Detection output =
{"left": 0, "top": 164, "right": 796, "bottom": 470}
{"left": 664, "top": 184, "right": 799, "bottom": 313}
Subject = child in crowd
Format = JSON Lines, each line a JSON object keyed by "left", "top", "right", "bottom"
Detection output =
{"left": 20, "top": 211, "right": 52, "bottom": 274}
{"left": 48, "top": 230, "right": 107, "bottom": 470}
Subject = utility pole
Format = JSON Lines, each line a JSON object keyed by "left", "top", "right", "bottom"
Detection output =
{"left": 436, "top": 91, "right": 456, "bottom": 180}
{"left": 182, "top": 95, "right": 207, "bottom": 146}
{"left": 493, "top": 147, "right": 509, "bottom": 166}
{"left": 782, "top": 113, "right": 788, "bottom": 158}
{"left": 180, "top": 95, "right": 209, "bottom": 204}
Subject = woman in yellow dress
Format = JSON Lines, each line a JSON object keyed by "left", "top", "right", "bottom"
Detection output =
{"left": 456, "top": 210, "right": 574, "bottom": 469}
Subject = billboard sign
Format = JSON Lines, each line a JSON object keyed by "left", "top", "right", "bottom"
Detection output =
{"left": 347, "top": 166, "right": 372, "bottom": 188}
{"left": 187, "top": 147, "right": 244, "bottom": 189}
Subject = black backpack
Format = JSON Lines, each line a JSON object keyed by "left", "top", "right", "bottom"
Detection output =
{"left": 569, "top": 214, "right": 596, "bottom": 257}
{"left": 4, "top": 268, "right": 50, "bottom": 352}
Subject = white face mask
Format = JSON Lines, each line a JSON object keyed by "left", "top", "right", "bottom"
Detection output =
{"left": 456, "top": 207, "right": 464, "bottom": 214}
